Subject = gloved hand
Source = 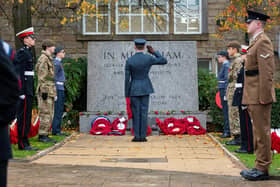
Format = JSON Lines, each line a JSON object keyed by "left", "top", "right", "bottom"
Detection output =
{"left": 19, "top": 95, "right": 25, "bottom": 100}
{"left": 241, "top": 105, "right": 247, "bottom": 110}
{"left": 146, "top": 45, "right": 155, "bottom": 54}
{"left": 42, "top": 93, "right": 48, "bottom": 100}
{"left": 55, "top": 96, "right": 58, "bottom": 101}
{"left": 125, "top": 97, "right": 132, "bottom": 120}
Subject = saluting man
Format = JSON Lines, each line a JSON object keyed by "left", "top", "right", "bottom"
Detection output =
{"left": 241, "top": 10, "right": 276, "bottom": 181}
{"left": 14, "top": 27, "right": 37, "bottom": 151}
{"left": 36, "top": 39, "right": 57, "bottom": 143}
{"left": 125, "top": 39, "right": 167, "bottom": 142}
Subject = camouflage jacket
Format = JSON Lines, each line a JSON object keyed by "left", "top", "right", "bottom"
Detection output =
{"left": 228, "top": 53, "right": 243, "bottom": 87}
{"left": 35, "top": 50, "right": 56, "bottom": 97}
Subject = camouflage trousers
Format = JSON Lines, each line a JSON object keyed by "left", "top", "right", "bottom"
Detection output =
{"left": 227, "top": 86, "right": 240, "bottom": 135}
{"left": 38, "top": 93, "right": 55, "bottom": 136}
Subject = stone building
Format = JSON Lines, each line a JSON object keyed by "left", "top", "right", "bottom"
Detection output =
{"left": 1, "top": 0, "right": 279, "bottom": 72}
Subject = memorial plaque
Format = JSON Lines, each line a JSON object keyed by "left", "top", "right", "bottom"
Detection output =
{"left": 87, "top": 41, "right": 198, "bottom": 112}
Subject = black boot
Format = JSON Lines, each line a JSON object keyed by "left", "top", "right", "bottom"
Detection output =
{"left": 226, "top": 134, "right": 241, "bottom": 145}
{"left": 38, "top": 135, "right": 57, "bottom": 143}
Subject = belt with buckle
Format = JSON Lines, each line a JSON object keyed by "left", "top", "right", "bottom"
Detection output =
{"left": 245, "top": 70, "right": 259, "bottom": 76}
{"left": 24, "top": 71, "right": 34, "bottom": 76}
{"left": 56, "top": 81, "right": 64, "bottom": 85}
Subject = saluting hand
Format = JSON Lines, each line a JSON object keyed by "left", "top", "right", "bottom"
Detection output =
{"left": 146, "top": 45, "right": 155, "bottom": 54}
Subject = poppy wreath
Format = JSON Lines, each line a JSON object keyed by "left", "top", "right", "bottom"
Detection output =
{"left": 9, "top": 119, "right": 18, "bottom": 144}
{"left": 90, "top": 116, "right": 112, "bottom": 135}
{"left": 131, "top": 125, "right": 152, "bottom": 136}
{"left": 163, "top": 117, "right": 186, "bottom": 135}
{"left": 185, "top": 116, "right": 206, "bottom": 135}
{"left": 111, "top": 117, "right": 128, "bottom": 135}
{"left": 28, "top": 115, "right": 40, "bottom": 138}
{"left": 271, "top": 131, "right": 280, "bottom": 153}
{"left": 156, "top": 118, "right": 168, "bottom": 134}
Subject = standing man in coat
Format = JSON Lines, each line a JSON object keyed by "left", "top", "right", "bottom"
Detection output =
{"left": 36, "top": 39, "right": 57, "bottom": 143}
{"left": 125, "top": 39, "right": 167, "bottom": 142}
{"left": 216, "top": 51, "right": 231, "bottom": 138}
{"left": 241, "top": 10, "right": 276, "bottom": 181}
{"left": 226, "top": 41, "right": 242, "bottom": 145}
{"left": 232, "top": 46, "right": 253, "bottom": 154}
{"left": 52, "top": 46, "right": 66, "bottom": 136}
{"left": 13, "top": 27, "right": 37, "bottom": 151}
{"left": 0, "top": 40, "right": 19, "bottom": 187}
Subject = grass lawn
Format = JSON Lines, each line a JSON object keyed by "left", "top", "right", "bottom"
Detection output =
{"left": 212, "top": 133, "right": 280, "bottom": 176}
{"left": 12, "top": 133, "right": 71, "bottom": 159}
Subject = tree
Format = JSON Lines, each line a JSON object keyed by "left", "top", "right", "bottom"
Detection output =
{"left": 215, "top": 0, "right": 280, "bottom": 33}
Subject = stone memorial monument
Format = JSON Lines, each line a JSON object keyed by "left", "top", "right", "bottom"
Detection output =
{"left": 80, "top": 41, "right": 206, "bottom": 133}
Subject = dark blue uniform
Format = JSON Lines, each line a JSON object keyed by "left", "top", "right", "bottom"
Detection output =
{"left": 232, "top": 63, "right": 253, "bottom": 153}
{"left": 52, "top": 57, "right": 66, "bottom": 135}
{"left": 14, "top": 46, "right": 34, "bottom": 149}
{"left": 0, "top": 40, "right": 19, "bottom": 187}
{"left": 125, "top": 50, "right": 167, "bottom": 140}
{"left": 217, "top": 60, "right": 230, "bottom": 136}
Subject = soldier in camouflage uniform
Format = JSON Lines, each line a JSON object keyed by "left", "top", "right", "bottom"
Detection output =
{"left": 36, "top": 39, "right": 57, "bottom": 143}
{"left": 226, "top": 41, "right": 243, "bottom": 145}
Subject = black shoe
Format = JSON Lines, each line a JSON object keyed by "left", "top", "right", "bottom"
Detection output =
{"left": 235, "top": 148, "right": 253, "bottom": 154}
{"left": 226, "top": 137, "right": 241, "bottom": 145}
{"left": 131, "top": 137, "right": 141, "bottom": 142}
{"left": 140, "top": 138, "right": 147, "bottom": 142}
{"left": 240, "top": 168, "right": 269, "bottom": 181}
{"left": 52, "top": 132, "right": 66, "bottom": 136}
{"left": 18, "top": 145, "right": 38, "bottom": 151}
{"left": 220, "top": 133, "right": 231, "bottom": 138}
{"left": 39, "top": 135, "right": 57, "bottom": 143}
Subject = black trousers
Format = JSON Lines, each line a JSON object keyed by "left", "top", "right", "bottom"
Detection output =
{"left": 0, "top": 160, "right": 8, "bottom": 187}
{"left": 131, "top": 95, "right": 149, "bottom": 139}
{"left": 239, "top": 106, "right": 253, "bottom": 152}
{"left": 16, "top": 95, "right": 33, "bottom": 148}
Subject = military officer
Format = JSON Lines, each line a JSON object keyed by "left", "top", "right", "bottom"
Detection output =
{"left": 125, "top": 39, "right": 167, "bottom": 142}
{"left": 232, "top": 46, "right": 253, "bottom": 154}
{"left": 240, "top": 10, "right": 276, "bottom": 181}
{"left": 36, "top": 39, "right": 57, "bottom": 143}
{"left": 0, "top": 40, "right": 19, "bottom": 187}
{"left": 216, "top": 51, "right": 230, "bottom": 138}
{"left": 225, "top": 41, "right": 242, "bottom": 145}
{"left": 13, "top": 27, "right": 37, "bottom": 150}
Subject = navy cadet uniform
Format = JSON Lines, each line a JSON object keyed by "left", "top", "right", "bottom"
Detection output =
{"left": 217, "top": 51, "right": 230, "bottom": 138}
{"left": 125, "top": 39, "right": 167, "bottom": 142}
{"left": 13, "top": 27, "right": 36, "bottom": 150}
{"left": 0, "top": 40, "right": 19, "bottom": 187}
{"left": 52, "top": 47, "right": 66, "bottom": 135}
{"left": 232, "top": 48, "right": 253, "bottom": 154}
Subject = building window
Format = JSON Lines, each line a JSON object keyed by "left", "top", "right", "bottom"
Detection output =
{"left": 82, "top": 1, "right": 111, "bottom": 35}
{"left": 116, "top": 0, "right": 169, "bottom": 34}
{"left": 198, "top": 58, "right": 212, "bottom": 71}
{"left": 174, "top": 0, "right": 202, "bottom": 34}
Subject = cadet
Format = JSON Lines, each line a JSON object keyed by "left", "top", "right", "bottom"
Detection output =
{"left": 36, "top": 39, "right": 57, "bottom": 143}
{"left": 52, "top": 46, "right": 66, "bottom": 136}
{"left": 216, "top": 51, "right": 231, "bottom": 138}
{"left": 225, "top": 41, "right": 242, "bottom": 145}
{"left": 124, "top": 39, "right": 167, "bottom": 142}
{"left": 241, "top": 10, "right": 276, "bottom": 181}
{"left": 0, "top": 40, "right": 19, "bottom": 187}
{"left": 13, "top": 27, "right": 37, "bottom": 150}
{"left": 232, "top": 46, "right": 253, "bottom": 154}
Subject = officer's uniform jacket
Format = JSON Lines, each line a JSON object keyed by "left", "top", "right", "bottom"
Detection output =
{"left": 125, "top": 51, "right": 167, "bottom": 97}
{"left": 217, "top": 60, "right": 230, "bottom": 89}
{"left": 14, "top": 46, "right": 34, "bottom": 96}
{"left": 35, "top": 50, "right": 56, "bottom": 98}
{"left": 54, "top": 57, "right": 66, "bottom": 91}
{"left": 242, "top": 32, "right": 276, "bottom": 104}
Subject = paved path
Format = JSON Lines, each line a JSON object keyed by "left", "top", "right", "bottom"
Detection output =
{"left": 8, "top": 134, "right": 280, "bottom": 186}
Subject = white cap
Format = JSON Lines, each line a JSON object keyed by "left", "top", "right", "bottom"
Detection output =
{"left": 16, "top": 27, "right": 34, "bottom": 38}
